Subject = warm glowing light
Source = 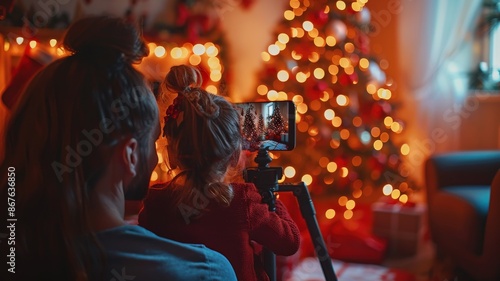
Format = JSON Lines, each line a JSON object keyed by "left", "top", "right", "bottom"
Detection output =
{"left": 336, "top": 1, "right": 347, "bottom": 10}
{"left": 303, "top": 21, "right": 314, "bottom": 31}
{"left": 352, "top": 156, "right": 362, "bottom": 166}
{"left": 210, "top": 70, "right": 222, "bottom": 82}
{"left": 261, "top": 52, "right": 271, "bottom": 61}
{"left": 193, "top": 44, "right": 205, "bottom": 55}
{"left": 373, "top": 140, "right": 383, "bottom": 150}
{"left": 401, "top": 143, "right": 410, "bottom": 155}
{"left": 332, "top": 116, "right": 342, "bottom": 127}
{"left": 206, "top": 85, "right": 218, "bottom": 94}
{"left": 276, "top": 41, "right": 286, "bottom": 51}
{"left": 268, "top": 44, "right": 280, "bottom": 55}
{"left": 399, "top": 194, "right": 409, "bottom": 204}
{"left": 267, "top": 90, "right": 279, "bottom": 100}
{"left": 314, "top": 37, "right": 325, "bottom": 47}
{"left": 352, "top": 116, "right": 362, "bottom": 127}
{"left": 277, "top": 70, "right": 289, "bottom": 82}
{"left": 328, "top": 65, "right": 339, "bottom": 75}
{"left": 344, "top": 210, "right": 353, "bottom": 220}
{"left": 327, "top": 162, "right": 338, "bottom": 173}
{"left": 308, "top": 52, "right": 320, "bottom": 62}
{"left": 278, "top": 91, "right": 288, "bottom": 100}
{"left": 384, "top": 116, "right": 394, "bottom": 127}
{"left": 353, "top": 189, "right": 362, "bottom": 198}
{"left": 340, "top": 167, "right": 349, "bottom": 177}
{"left": 344, "top": 42, "right": 355, "bottom": 53}
{"left": 157, "top": 152, "right": 163, "bottom": 163}
{"left": 278, "top": 33, "right": 290, "bottom": 44}
{"left": 391, "top": 122, "right": 401, "bottom": 133}
{"left": 313, "top": 68, "right": 325, "bottom": 79}
{"left": 49, "top": 39, "right": 57, "bottom": 47}
{"left": 170, "top": 47, "right": 182, "bottom": 59}
{"left": 324, "top": 109, "right": 335, "bottom": 120}
{"left": 296, "top": 72, "right": 308, "bottom": 83}
{"left": 297, "top": 103, "right": 308, "bottom": 114}
{"left": 339, "top": 57, "right": 350, "bottom": 68}
{"left": 56, "top": 47, "right": 65, "bottom": 56}
{"left": 308, "top": 28, "right": 319, "bottom": 38}
{"left": 377, "top": 88, "right": 392, "bottom": 100}
{"left": 206, "top": 45, "right": 218, "bottom": 57}
{"left": 257, "top": 84, "right": 268, "bottom": 96}
{"left": 292, "top": 95, "right": 303, "bottom": 104}
{"left": 371, "top": 127, "right": 381, "bottom": 137}
{"left": 290, "top": 0, "right": 300, "bottom": 8}
{"left": 340, "top": 129, "right": 350, "bottom": 140}
{"left": 284, "top": 166, "right": 296, "bottom": 178}
{"left": 366, "top": 83, "right": 377, "bottom": 94}
{"left": 16, "top": 37, "right": 23, "bottom": 45}
{"left": 336, "top": 95, "right": 348, "bottom": 106}
{"left": 154, "top": 46, "right": 166, "bottom": 57}
{"left": 346, "top": 200, "right": 355, "bottom": 210}
{"left": 302, "top": 174, "right": 313, "bottom": 186}
{"left": 380, "top": 132, "right": 390, "bottom": 142}
{"left": 338, "top": 196, "right": 348, "bottom": 206}
{"left": 150, "top": 171, "right": 158, "bottom": 181}
{"left": 284, "top": 10, "right": 295, "bottom": 20}
{"left": 359, "top": 58, "right": 369, "bottom": 69}
{"left": 308, "top": 126, "right": 319, "bottom": 137}
{"left": 352, "top": 2, "right": 362, "bottom": 11}
{"left": 29, "top": 40, "right": 37, "bottom": 48}
{"left": 319, "top": 157, "right": 329, "bottom": 167}
{"left": 391, "top": 189, "right": 401, "bottom": 199}
{"left": 382, "top": 184, "right": 393, "bottom": 195}
{"left": 325, "top": 209, "right": 336, "bottom": 219}
{"left": 326, "top": 36, "right": 337, "bottom": 46}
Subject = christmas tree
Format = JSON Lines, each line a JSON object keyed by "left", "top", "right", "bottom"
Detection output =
{"left": 257, "top": 113, "right": 266, "bottom": 139}
{"left": 256, "top": 0, "right": 412, "bottom": 203}
{"left": 242, "top": 104, "right": 259, "bottom": 151}
{"left": 267, "top": 102, "right": 287, "bottom": 142}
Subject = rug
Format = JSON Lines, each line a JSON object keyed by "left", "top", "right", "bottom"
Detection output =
{"left": 286, "top": 257, "right": 416, "bottom": 281}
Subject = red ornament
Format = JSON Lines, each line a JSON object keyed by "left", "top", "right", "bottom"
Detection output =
{"left": 355, "top": 33, "right": 370, "bottom": 54}
{"left": 307, "top": 81, "right": 328, "bottom": 100}
{"left": 370, "top": 103, "right": 385, "bottom": 119}
{"left": 339, "top": 73, "right": 351, "bottom": 86}
{"left": 308, "top": 10, "right": 329, "bottom": 26}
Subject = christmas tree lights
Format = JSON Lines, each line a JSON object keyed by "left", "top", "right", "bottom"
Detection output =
{"left": 255, "top": 0, "right": 413, "bottom": 217}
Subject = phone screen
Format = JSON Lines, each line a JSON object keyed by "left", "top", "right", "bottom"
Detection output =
{"left": 234, "top": 100, "right": 296, "bottom": 152}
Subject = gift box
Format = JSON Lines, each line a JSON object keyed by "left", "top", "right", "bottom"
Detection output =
{"left": 371, "top": 201, "right": 426, "bottom": 258}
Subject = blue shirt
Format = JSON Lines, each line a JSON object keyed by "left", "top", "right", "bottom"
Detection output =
{"left": 95, "top": 225, "right": 237, "bottom": 281}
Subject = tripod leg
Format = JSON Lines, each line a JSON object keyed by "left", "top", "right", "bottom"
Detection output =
{"left": 280, "top": 183, "right": 338, "bottom": 281}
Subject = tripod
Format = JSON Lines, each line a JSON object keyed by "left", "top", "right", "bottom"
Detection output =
{"left": 244, "top": 148, "right": 338, "bottom": 281}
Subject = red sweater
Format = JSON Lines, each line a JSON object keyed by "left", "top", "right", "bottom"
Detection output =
{"left": 138, "top": 182, "right": 301, "bottom": 281}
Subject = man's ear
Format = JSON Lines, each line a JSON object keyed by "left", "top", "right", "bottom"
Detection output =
{"left": 122, "top": 138, "right": 139, "bottom": 177}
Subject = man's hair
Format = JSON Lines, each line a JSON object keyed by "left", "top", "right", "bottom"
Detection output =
{"left": 0, "top": 16, "right": 157, "bottom": 280}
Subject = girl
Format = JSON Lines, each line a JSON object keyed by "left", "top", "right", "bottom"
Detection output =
{"left": 139, "top": 65, "right": 300, "bottom": 281}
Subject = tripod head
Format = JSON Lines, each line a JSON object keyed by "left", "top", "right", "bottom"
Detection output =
{"left": 243, "top": 147, "right": 282, "bottom": 211}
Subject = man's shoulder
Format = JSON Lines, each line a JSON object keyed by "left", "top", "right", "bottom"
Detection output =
{"left": 96, "top": 225, "right": 237, "bottom": 280}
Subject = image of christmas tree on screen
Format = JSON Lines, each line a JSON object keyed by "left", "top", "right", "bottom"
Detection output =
{"left": 255, "top": 0, "right": 415, "bottom": 201}
{"left": 237, "top": 101, "right": 292, "bottom": 152}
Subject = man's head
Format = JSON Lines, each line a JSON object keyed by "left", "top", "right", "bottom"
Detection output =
{"left": 0, "top": 15, "right": 159, "bottom": 280}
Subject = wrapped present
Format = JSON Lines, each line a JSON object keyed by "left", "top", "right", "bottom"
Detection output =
{"left": 371, "top": 200, "right": 426, "bottom": 258}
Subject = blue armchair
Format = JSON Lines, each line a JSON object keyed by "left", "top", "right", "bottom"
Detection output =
{"left": 424, "top": 150, "right": 500, "bottom": 280}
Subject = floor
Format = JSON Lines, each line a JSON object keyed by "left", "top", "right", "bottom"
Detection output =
{"left": 382, "top": 237, "right": 436, "bottom": 281}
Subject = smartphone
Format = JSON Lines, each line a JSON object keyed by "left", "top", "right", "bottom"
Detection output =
{"left": 234, "top": 100, "right": 296, "bottom": 152}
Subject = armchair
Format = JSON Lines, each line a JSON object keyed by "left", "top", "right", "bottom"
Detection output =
{"left": 424, "top": 150, "right": 500, "bottom": 280}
